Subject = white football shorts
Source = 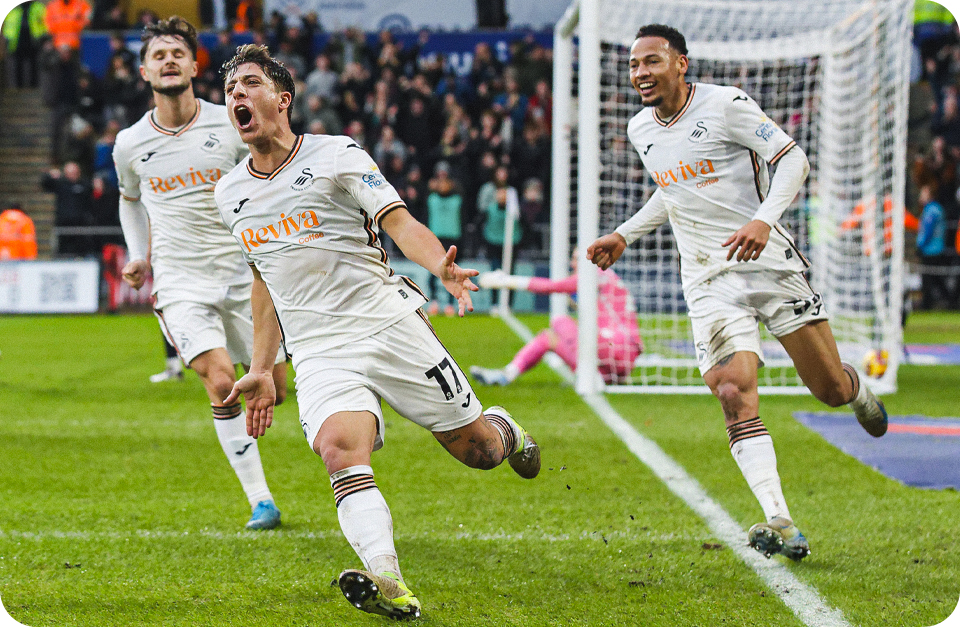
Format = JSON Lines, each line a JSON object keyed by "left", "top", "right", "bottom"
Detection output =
{"left": 687, "top": 268, "right": 827, "bottom": 374}
{"left": 156, "top": 284, "right": 286, "bottom": 366}
{"left": 293, "top": 310, "right": 482, "bottom": 451}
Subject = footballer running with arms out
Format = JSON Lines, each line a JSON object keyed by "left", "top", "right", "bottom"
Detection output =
{"left": 587, "top": 24, "right": 889, "bottom": 562}
{"left": 113, "top": 17, "right": 288, "bottom": 530}
{"left": 217, "top": 45, "right": 540, "bottom": 620}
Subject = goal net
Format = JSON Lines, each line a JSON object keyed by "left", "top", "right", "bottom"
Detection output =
{"left": 550, "top": 0, "right": 912, "bottom": 394}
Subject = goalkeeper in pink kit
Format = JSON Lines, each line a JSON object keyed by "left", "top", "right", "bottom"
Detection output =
{"left": 470, "top": 257, "right": 642, "bottom": 385}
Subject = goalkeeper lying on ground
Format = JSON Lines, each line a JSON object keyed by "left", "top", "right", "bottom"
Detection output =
{"left": 470, "top": 254, "right": 643, "bottom": 385}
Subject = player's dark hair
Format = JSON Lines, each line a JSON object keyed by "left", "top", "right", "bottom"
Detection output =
{"left": 221, "top": 44, "right": 296, "bottom": 119}
{"left": 140, "top": 16, "right": 198, "bottom": 62}
{"left": 635, "top": 24, "right": 688, "bottom": 56}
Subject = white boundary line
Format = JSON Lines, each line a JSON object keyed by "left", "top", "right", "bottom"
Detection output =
{"left": 0, "top": 529, "right": 702, "bottom": 544}
{"left": 499, "top": 311, "right": 852, "bottom": 627}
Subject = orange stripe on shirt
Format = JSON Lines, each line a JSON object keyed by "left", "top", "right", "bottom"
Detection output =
{"left": 769, "top": 141, "right": 797, "bottom": 166}
{"left": 654, "top": 84, "right": 696, "bottom": 128}
{"left": 246, "top": 135, "right": 304, "bottom": 180}
{"left": 148, "top": 100, "right": 202, "bottom": 136}
{"left": 374, "top": 201, "right": 406, "bottom": 227}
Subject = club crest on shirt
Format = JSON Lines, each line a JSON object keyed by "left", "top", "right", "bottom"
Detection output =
{"left": 200, "top": 133, "right": 221, "bottom": 152}
{"left": 291, "top": 167, "right": 314, "bottom": 191}
{"left": 688, "top": 121, "right": 709, "bottom": 143}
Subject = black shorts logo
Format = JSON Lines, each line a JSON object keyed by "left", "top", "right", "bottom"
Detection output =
{"left": 788, "top": 292, "right": 822, "bottom": 317}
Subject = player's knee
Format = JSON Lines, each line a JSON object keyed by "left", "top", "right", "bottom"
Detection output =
{"left": 207, "top": 372, "right": 237, "bottom": 403}
{"left": 313, "top": 437, "right": 352, "bottom": 469}
{"left": 714, "top": 381, "right": 744, "bottom": 408}
{"left": 275, "top": 386, "right": 287, "bottom": 406}
{"left": 461, "top": 442, "right": 501, "bottom": 470}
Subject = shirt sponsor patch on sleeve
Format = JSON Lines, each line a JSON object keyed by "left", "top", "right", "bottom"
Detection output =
{"left": 755, "top": 121, "right": 777, "bottom": 141}
{"left": 362, "top": 166, "right": 386, "bottom": 189}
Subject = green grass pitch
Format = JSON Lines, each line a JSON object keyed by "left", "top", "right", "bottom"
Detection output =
{"left": 0, "top": 311, "right": 958, "bottom": 626}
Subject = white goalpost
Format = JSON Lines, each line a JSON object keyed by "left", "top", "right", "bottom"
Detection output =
{"left": 550, "top": 0, "right": 912, "bottom": 395}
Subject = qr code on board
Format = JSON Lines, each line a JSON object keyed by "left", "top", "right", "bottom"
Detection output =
{"left": 40, "top": 272, "right": 77, "bottom": 304}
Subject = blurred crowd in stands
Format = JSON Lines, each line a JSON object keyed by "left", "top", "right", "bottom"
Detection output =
{"left": 2, "top": 0, "right": 960, "bottom": 311}
{"left": 2, "top": 0, "right": 554, "bottom": 273}
{"left": 910, "top": 1, "right": 960, "bottom": 309}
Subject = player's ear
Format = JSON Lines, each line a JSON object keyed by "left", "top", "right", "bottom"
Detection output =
{"left": 190, "top": 59, "right": 199, "bottom": 78}
{"left": 677, "top": 54, "right": 688, "bottom": 76}
{"left": 139, "top": 63, "right": 148, "bottom": 81}
{"left": 278, "top": 91, "right": 292, "bottom": 114}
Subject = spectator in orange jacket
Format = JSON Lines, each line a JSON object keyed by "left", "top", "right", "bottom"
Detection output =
{"left": 0, "top": 205, "right": 38, "bottom": 260}
{"left": 44, "top": 0, "right": 91, "bottom": 51}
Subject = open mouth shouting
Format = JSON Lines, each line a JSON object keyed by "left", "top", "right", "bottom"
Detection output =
{"left": 234, "top": 105, "right": 253, "bottom": 130}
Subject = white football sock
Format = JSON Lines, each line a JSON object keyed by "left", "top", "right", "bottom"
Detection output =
{"left": 727, "top": 416, "right": 792, "bottom": 522}
{"left": 843, "top": 363, "right": 870, "bottom": 408}
{"left": 332, "top": 465, "right": 403, "bottom": 582}
{"left": 213, "top": 405, "right": 272, "bottom": 508}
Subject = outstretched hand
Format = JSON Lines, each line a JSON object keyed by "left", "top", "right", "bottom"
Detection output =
{"left": 723, "top": 220, "right": 771, "bottom": 261}
{"left": 586, "top": 233, "right": 627, "bottom": 270}
{"left": 223, "top": 371, "right": 276, "bottom": 438}
{"left": 437, "top": 245, "right": 479, "bottom": 316}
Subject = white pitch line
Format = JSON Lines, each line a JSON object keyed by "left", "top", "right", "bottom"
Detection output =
{"left": 0, "top": 528, "right": 703, "bottom": 544}
{"left": 499, "top": 311, "right": 852, "bottom": 627}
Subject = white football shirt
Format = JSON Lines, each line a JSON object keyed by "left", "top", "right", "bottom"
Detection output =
{"left": 625, "top": 82, "right": 808, "bottom": 289}
{"left": 113, "top": 99, "right": 252, "bottom": 305}
{"left": 215, "top": 134, "right": 427, "bottom": 362}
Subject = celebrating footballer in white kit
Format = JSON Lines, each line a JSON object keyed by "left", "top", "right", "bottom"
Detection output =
{"left": 216, "top": 44, "right": 540, "bottom": 621}
{"left": 587, "top": 24, "right": 890, "bottom": 563}
{"left": 113, "top": 17, "right": 287, "bottom": 530}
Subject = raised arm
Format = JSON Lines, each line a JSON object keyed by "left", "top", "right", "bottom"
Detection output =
{"left": 380, "top": 206, "right": 479, "bottom": 316}
{"left": 224, "top": 265, "right": 282, "bottom": 438}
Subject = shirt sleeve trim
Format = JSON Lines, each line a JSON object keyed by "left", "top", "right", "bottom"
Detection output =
{"left": 374, "top": 201, "right": 406, "bottom": 228}
{"left": 769, "top": 141, "right": 797, "bottom": 166}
